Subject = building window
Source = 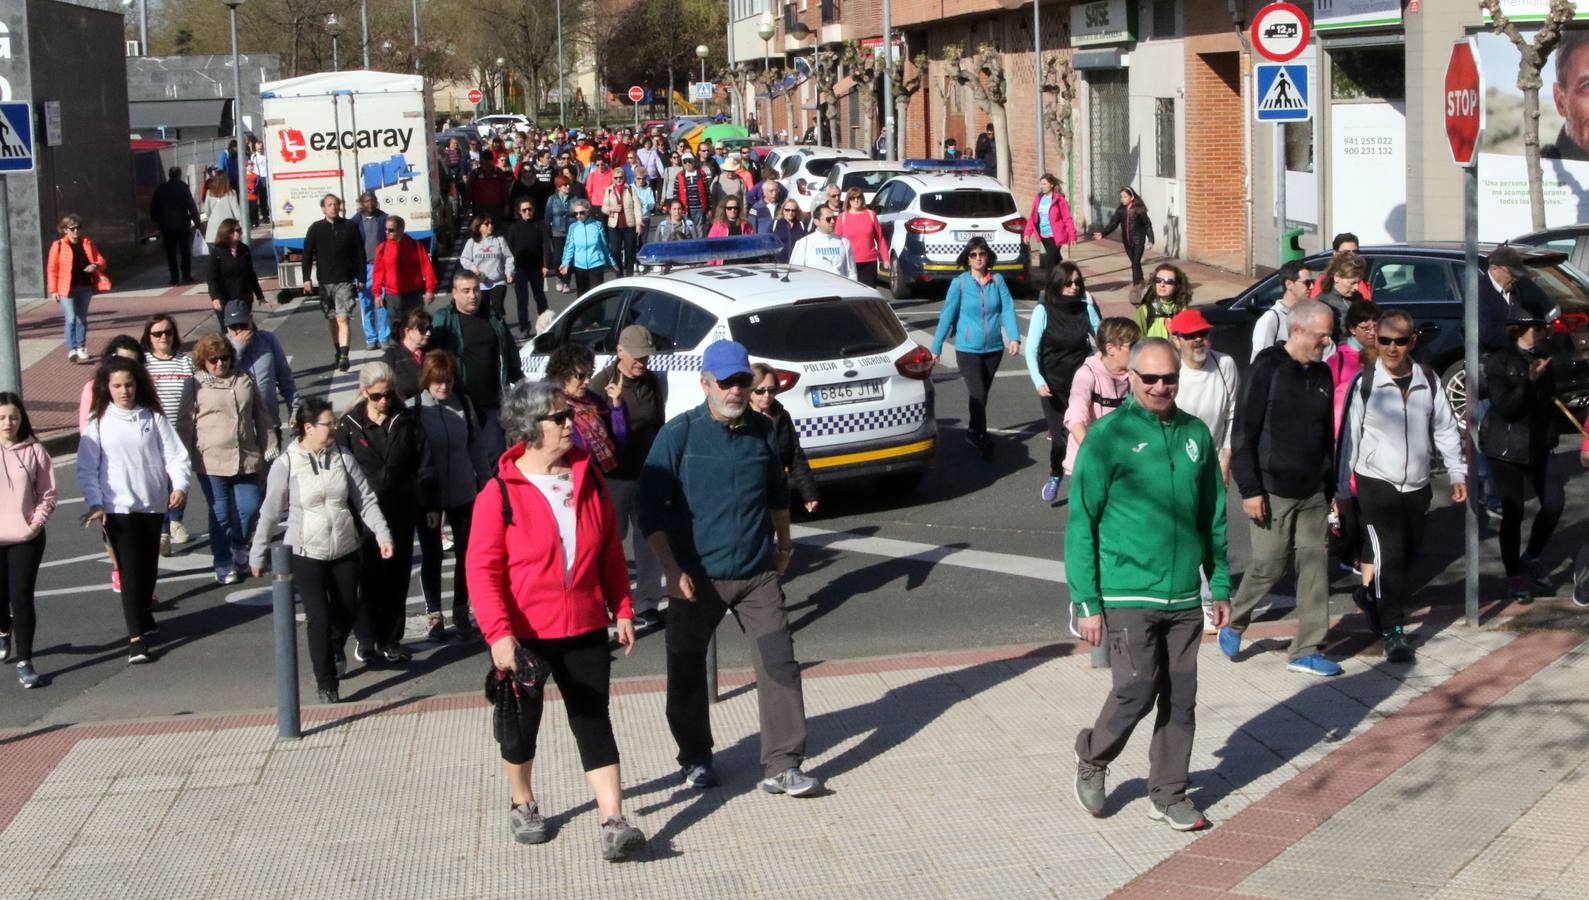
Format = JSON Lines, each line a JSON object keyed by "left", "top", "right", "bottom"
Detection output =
{"left": 1330, "top": 46, "right": 1406, "bottom": 102}
{"left": 1152, "top": 0, "right": 1176, "bottom": 39}
{"left": 1155, "top": 97, "right": 1176, "bottom": 178}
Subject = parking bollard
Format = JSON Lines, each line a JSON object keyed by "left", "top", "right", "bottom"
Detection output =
{"left": 706, "top": 633, "right": 720, "bottom": 704}
{"left": 271, "top": 543, "right": 301, "bottom": 739}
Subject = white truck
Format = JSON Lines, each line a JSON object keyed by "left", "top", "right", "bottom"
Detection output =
{"left": 259, "top": 71, "right": 442, "bottom": 293}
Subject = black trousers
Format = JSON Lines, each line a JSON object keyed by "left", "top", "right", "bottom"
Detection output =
{"left": 291, "top": 552, "right": 366, "bottom": 690}
{"left": 958, "top": 350, "right": 1004, "bottom": 439}
{"left": 1039, "top": 388, "right": 1070, "bottom": 477}
{"left": 418, "top": 502, "right": 474, "bottom": 619}
{"left": 1489, "top": 456, "right": 1566, "bottom": 576}
{"left": 855, "top": 260, "right": 879, "bottom": 287}
{"left": 1037, "top": 236, "right": 1062, "bottom": 274}
{"left": 1357, "top": 475, "right": 1432, "bottom": 630}
{"left": 483, "top": 284, "right": 509, "bottom": 320}
{"left": 359, "top": 507, "right": 416, "bottom": 646}
{"left": 106, "top": 512, "right": 164, "bottom": 639}
{"left": 512, "top": 268, "right": 548, "bottom": 333}
{"left": 161, "top": 229, "right": 192, "bottom": 282}
{"left": 573, "top": 266, "right": 607, "bottom": 296}
{"left": 0, "top": 531, "right": 47, "bottom": 662}
{"left": 1125, "top": 240, "right": 1147, "bottom": 286}
{"left": 608, "top": 228, "right": 639, "bottom": 277}
{"left": 498, "top": 627, "right": 619, "bottom": 770}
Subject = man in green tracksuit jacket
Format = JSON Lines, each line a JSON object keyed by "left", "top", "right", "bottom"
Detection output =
{"left": 1066, "top": 337, "right": 1230, "bottom": 832}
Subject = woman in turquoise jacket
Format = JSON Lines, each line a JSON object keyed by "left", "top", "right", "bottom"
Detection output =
{"left": 929, "top": 236, "right": 1022, "bottom": 451}
{"left": 558, "top": 198, "right": 618, "bottom": 296}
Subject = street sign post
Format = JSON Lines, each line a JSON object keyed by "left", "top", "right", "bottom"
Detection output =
{"left": 467, "top": 88, "right": 482, "bottom": 105}
{"left": 0, "top": 101, "right": 34, "bottom": 394}
{"left": 1447, "top": 37, "right": 1485, "bottom": 629}
{"left": 691, "top": 81, "right": 715, "bottom": 102}
{"left": 1254, "top": 63, "right": 1311, "bottom": 122}
{"left": 1251, "top": 3, "right": 1310, "bottom": 63}
{"left": 629, "top": 86, "right": 645, "bottom": 131}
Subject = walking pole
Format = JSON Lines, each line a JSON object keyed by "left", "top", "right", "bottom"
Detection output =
{"left": 706, "top": 632, "right": 720, "bottom": 704}
{"left": 271, "top": 542, "right": 302, "bottom": 739}
{"left": 1552, "top": 398, "right": 1586, "bottom": 436}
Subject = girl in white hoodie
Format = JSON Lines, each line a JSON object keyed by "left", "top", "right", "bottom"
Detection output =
{"left": 0, "top": 394, "right": 55, "bottom": 688}
{"left": 77, "top": 357, "right": 191, "bottom": 664}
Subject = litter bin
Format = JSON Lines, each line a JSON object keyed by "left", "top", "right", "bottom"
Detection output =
{"left": 1281, "top": 227, "right": 1306, "bottom": 264}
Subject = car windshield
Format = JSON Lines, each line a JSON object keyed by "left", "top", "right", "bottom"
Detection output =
{"left": 806, "top": 159, "right": 843, "bottom": 177}
{"left": 729, "top": 298, "right": 907, "bottom": 362}
{"left": 843, "top": 170, "right": 905, "bottom": 192}
{"left": 920, "top": 190, "right": 1017, "bottom": 217}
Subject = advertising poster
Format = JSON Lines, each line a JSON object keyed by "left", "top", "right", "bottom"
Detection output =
{"left": 1331, "top": 103, "right": 1406, "bottom": 243}
{"left": 1476, "top": 28, "right": 1589, "bottom": 242}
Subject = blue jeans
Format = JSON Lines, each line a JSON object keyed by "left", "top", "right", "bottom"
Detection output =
{"left": 358, "top": 263, "right": 390, "bottom": 346}
{"left": 60, "top": 287, "right": 92, "bottom": 352}
{"left": 199, "top": 473, "right": 263, "bottom": 568}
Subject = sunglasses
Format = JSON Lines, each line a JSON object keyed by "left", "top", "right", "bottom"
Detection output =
{"left": 206, "top": 355, "right": 235, "bottom": 365}
{"left": 368, "top": 391, "right": 398, "bottom": 403}
{"left": 1153, "top": 277, "right": 1178, "bottom": 286}
{"left": 783, "top": 208, "right": 799, "bottom": 214}
{"left": 817, "top": 215, "right": 835, "bottom": 223}
{"left": 968, "top": 251, "right": 990, "bottom": 258}
{"left": 715, "top": 374, "right": 754, "bottom": 391}
{"left": 751, "top": 387, "right": 776, "bottom": 396}
{"left": 1376, "top": 335, "right": 1412, "bottom": 347}
{"left": 1300, "top": 277, "right": 1317, "bottom": 286}
{"left": 575, "top": 211, "right": 589, "bottom": 216}
{"left": 148, "top": 329, "right": 175, "bottom": 338}
{"left": 65, "top": 225, "right": 81, "bottom": 232}
{"left": 1132, "top": 370, "right": 1180, "bottom": 386}
{"left": 538, "top": 409, "right": 574, "bottom": 426}
{"left": 725, "top": 205, "right": 740, "bottom": 211}
{"left": 1175, "top": 329, "right": 1212, "bottom": 341}
{"left": 1063, "top": 279, "right": 1083, "bottom": 287}
{"left": 385, "top": 228, "right": 401, "bottom": 234}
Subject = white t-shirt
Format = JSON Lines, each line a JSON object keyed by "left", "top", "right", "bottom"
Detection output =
{"left": 527, "top": 472, "right": 577, "bottom": 575}
{"left": 788, "top": 231, "right": 857, "bottom": 279}
{"left": 1175, "top": 350, "right": 1239, "bottom": 452}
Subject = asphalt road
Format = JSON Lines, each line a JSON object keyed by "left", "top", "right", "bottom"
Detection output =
{"left": 5, "top": 272, "right": 1577, "bottom": 731}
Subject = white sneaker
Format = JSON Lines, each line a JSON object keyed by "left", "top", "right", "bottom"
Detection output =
{"left": 168, "top": 520, "right": 190, "bottom": 545}
{"left": 214, "top": 565, "right": 239, "bottom": 586}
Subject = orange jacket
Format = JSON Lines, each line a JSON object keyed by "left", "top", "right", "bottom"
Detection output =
{"left": 46, "top": 236, "right": 109, "bottom": 298}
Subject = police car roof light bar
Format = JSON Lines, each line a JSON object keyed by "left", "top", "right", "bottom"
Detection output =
{"left": 635, "top": 234, "right": 785, "bottom": 268}
{"left": 902, "top": 158, "right": 986, "bottom": 174}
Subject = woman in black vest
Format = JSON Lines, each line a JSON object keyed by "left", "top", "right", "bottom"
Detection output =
{"left": 1023, "top": 261, "right": 1100, "bottom": 505}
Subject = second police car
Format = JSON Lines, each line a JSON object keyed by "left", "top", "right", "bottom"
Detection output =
{"left": 872, "top": 160, "right": 1031, "bottom": 300}
{"left": 520, "top": 236, "right": 937, "bottom": 487}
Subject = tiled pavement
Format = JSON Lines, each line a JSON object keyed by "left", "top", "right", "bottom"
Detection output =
{"left": 0, "top": 609, "right": 1582, "bottom": 899}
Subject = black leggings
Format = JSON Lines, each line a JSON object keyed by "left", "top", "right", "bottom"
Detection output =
{"left": 291, "top": 552, "right": 367, "bottom": 690}
{"left": 418, "top": 502, "right": 473, "bottom": 618}
{"left": 1488, "top": 455, "right": 1566, "bottom": 576}
{"left": 1039, "top": 389, "right": 1069, "bottom": 477}
{"left": 1038, "top": 236, "right": 1062, "bottom": 274}
{"left": 1357, "top": 475, "right": 1431, "bottom": 630}
{"left": 0, "top": 531, "right": 47, "bottom": 662}
{"left": 959, "top": 350, "right": 1003, "bottom": 439}
{"left": 573, "top": 266, "right": 607, "bottom": 296}
{"left": 855, "top": 260, "right": 878, "bottom": 287}
{"left": 497, "top": 628, "right": 619, "bottom": 771}
{"left": 360, "top": 508, "right": 416, "bottom": 646}
{"left": 1125, "top": 240, "right": 1147, "bottom": 285}
{"left": 105, "top": 512, "right": 164, "bottom": 640}
{"left": 483, "top": 284, "right": 509, "bottom": 320}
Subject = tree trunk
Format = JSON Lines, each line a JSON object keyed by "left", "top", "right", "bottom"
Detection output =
{"left": 990, "top": 103, "right": 1011, "bottom": 186}
{"left": 895, "top": 93, "right": 911, "bottom": 157}
{"left": 1523, "top": 76, "right": 1548, "bottom": 230}
{"left": 668, "top": 67, "right": 675, "bottom": 121}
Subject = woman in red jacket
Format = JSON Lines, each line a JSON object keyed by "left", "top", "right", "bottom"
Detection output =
{"left": 466, "top": 379, "right": 643, "bottom": 860}
{"left": 46, "top": 214, "right": 110, "bottom": 364}
{"left": 835, "top": 188, "right": 886, "bottom": 287}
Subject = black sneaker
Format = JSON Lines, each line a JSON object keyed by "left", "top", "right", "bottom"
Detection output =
{"left": 334, "top": 649, "right": 348, "bottom": 677}
{"left": 425, "top": 613, "right": 447, "bottom": 643}
{"left": 317, "top": 686, "right": 341, "bottom": 704}
{"left": 1522, "top": 556, "right": 1552, "bottom": 592}
{"left": 1383, "top": 627, "right": 1414, "bottom": 664}
{"left": 600, "top": 816, "right": 646, "bottom": 860}
{"left": 453, "top": 613, "right": 478, "bottom": 642}
{"left": 379, "top": 643, "right": 411, "bottom": 663}
{"left": 680, "top": 763, "right": 717, "bottom": 789}
{"left": 336, "top": 349, "right": 350, "bottom": 372}
{"left": 353, "top": 641, "right": 371, "bottom": 663}
{"left": 128, "top": 641, "right": 155, "bottom": 664}
{"left": 1352, "top": 585, "right": 1382, "bottom": 634}
{"left": 633, "top": 609, "right": 663, "bottom": 632}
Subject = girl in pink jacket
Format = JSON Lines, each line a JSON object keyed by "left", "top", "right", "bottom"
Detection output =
{"left": 0, "top": 393, "right": 56, "bottom": 689}
{"left": 1023, "top": 174, "right": 1079, "bottom": 274}
{"left": 1062, "top": 317, "right": 1140, "bottom": 475}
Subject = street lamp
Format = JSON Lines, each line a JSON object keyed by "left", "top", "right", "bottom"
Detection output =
{"left": 696, "top": 43, "right": 710, "bottom": 91}
{"left": 325, "top": 13, "right": 341, "bottom": 73}
{"left": 757, "top": 14, "right": 776, "bottom": 137}
{"left": 555, "top": 0, "right": 565, "bottom": 126}
{"left": 221, "top": 0, "right": 249, "bottom": 238}
{"left": 496, "top": 57, "right": 506, "bottom": 114}
{"left": 881, "top": 0, "right": 893, "bottom": 160}
{"left": 360, "top": 0, "right": 369, "bottom": 69}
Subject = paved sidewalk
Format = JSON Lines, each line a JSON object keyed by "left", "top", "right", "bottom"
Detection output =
{"left": 1062, "top": 239, "right": 1254, "bottom": 318}
{"left": 0, "top": 609, "right": 1580, "bottom": 899}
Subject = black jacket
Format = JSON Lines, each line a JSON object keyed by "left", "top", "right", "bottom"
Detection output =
{"left": 772, "top": 218, "right": 806, "bottom": 263}
{"left": 1232, "top": 344, "right": 1337, "bottom": 502}
{"left": 1477, "top": 273, "right": 1550, "bottom": 354}
{"left": 150, "top": 179, "right": 201, "bottom": 234}
{"left": 1480, "top": 345, "right": 1558, "bottom": 464}
{"left": 336, "top": 401, "right": 437, "bottom": 512}
{"left": 382, "top": 343, "right": 425, "bottom": 401}
{"left": 505, "top": 218, "right": 552, "bottom": 273}
{"left": 765, "top": 399, "right": 818, "bottom": 506}
{"left": 303, "top": 217, "right": 367, "bottom": 285}
{"left": 589, "top": 363, "right": 665, "bottom": 480}
{"left": 1098, "top": 203, "right": 1154, "bottom": 250}
{"left": 206, "top": 243, "right": 264, "bottom": 304}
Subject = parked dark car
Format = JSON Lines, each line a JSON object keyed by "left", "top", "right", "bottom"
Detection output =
{"left": 1198, "top": 244, "right": 1589, "bottom": 423}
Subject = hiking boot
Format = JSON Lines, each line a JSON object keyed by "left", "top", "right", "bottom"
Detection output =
{"left": 1507, "top": 575, "right": 1532, "bottom": 601}
{"left": 680, "top": 763, "right": 717, "bottom": 789}
{"left": 16, "top": 661, "right": 41, "bottom": 689}
{"left": 1074, "top": 753, "right": 1107, "bottom": 817}
{"left": 1352, "top": 585, "right": 1382, "bottom": 634}
{"left": 336, "top": 348, "right": 350, "bottom": 372}
{"left": 1217, "top": 626, "right": 1242, "bottom": 660}
{"left": 1522, "top": 556, "right": 1552, "bottom": 592}
{"left": 1147, "top": 799, "right": 1208, "bottom": 831}
{"left": 760, "top": 767, "right": 821, "bottom": 797}
{"left": 1383, "top": 627, "right": 1414, "bottom": 664}
{"left": 600, "top": 816, "right": 646, "bottom": 861}
{"left": 316, "top": 686, "right": 341, "bottom": 704}
{"left": 510, "top": 802, "right": 550, "bottom": 845}
{"left": 1286, "top": 654, "right": 1343, "bottom": 677}
{"left": 1040, "top": 475, "right": 1063, "bottom": 505}
{"left": 425, "top": 613, "right": 447, "bottom": 643}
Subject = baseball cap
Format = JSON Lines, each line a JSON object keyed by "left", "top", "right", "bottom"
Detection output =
{"left": 222, "top": 300, "right": 253, "bottom": 329}
{"left": 617, "top": 324, "right": 656, "bottom": 357}
{"left": 1488, "top": 245, "right": 1529, "bottom": 278}
{"left": 702, "top": 340, "right": 752, "bottom": 380}
{"left": 1169, "top": 308, "right": 1212, "bottom": 335}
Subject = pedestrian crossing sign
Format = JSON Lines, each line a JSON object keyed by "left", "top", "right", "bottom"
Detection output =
{"left": 1254, "top": 63, "right": 1311, "bottom": 122}
{"left": 0, "top": 102, "right": 34, "bottom": 173}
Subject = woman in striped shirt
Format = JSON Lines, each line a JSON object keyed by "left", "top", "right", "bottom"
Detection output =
{"left": 142, "top": 315, "right": 195, "bottom": 555}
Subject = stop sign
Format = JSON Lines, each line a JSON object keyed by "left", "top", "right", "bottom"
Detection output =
{"left": 467, "top": 88, "right": 482, "bottom": 105}
{"left": 1445, "top": 38, "right": 1485, "bottom": 167}
{"left": 628, "top": 86, "right": 646, "bottom": 103}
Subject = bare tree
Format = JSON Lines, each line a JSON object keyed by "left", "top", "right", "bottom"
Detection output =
{"left": 838, "top": 41, "right": 928, "bottom": 156}
{"left": 943, "top": 43, "right": 1010, "bottom": 184}
{"left": 1480, "top": 0, "right": 1579, "bottom": 230}
{"left": 1039, "top": 52, "right": 1078, "bottom": 180}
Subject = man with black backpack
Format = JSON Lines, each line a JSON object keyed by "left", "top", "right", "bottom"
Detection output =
{"left": 1335, "top": 310, "right": 1466, "bottom": 663}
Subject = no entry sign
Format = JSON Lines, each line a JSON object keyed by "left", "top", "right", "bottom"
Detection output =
{"left": 467, "top": 88, "right": 482, "bottom": 105}
{"left": 1445, "top": 38, "right": 1485, "bottom": 167}
{"left": 1251, "top": 3, "right": 1310, "bottom": 63}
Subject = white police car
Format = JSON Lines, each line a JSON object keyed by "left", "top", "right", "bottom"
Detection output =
{"left": 822, "top": 160, "right": 909, "bottom": 207}
{"left": 871, "top": 160, "right": 1030, "bottom": 300}
{"left": 778, "top": 147, "right": 869, "bottom": 214}
{"left": 520, "top": 236, "right": 936, "bottom": 486}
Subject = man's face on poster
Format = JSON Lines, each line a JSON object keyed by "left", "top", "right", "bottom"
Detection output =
{"left": 1554, "top": 43, "right": 1589, "bottom": 152}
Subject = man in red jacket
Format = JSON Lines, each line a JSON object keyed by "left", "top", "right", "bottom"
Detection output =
{"left": 369, "top": 216, "right": 436, "bottom": 318}
{"left": 467, "top": 150, "right": 512, "bottom": 223}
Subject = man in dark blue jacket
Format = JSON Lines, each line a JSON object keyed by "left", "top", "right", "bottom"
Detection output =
{"left": 1477, "top": 246, "right": 1549, "bottom": 353}
{"left": 638, "top": 340, "right": 819, "bottom": 799}
{"left": 149, "top": 168, "right": 202, "bottom": 285}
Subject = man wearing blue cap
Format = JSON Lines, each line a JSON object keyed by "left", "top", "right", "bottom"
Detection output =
{"left": 638, "top": 339, "right": 819, "bottom": 798}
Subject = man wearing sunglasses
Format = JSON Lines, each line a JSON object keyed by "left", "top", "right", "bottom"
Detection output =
{"left": 787, "top": 206, "right": 856, "bottom": 279}
{"left": 637, "top": 340, "right": 819, "bottom": 799}
{"left": 1225, "top": 300, "right": 1341, "bottom": 678}
{"left": 1068, "top": 337, "right": 1229, "bottom": 832}
{"left": 1250, "top": 259, "right": 1315, "bottom": 362}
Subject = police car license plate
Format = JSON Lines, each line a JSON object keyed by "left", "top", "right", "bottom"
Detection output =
{"left": 811, "top": 379, "right": 884, "bottom": 407}
{"left": 954, "top": 230, "right": 990, "bottom": 241}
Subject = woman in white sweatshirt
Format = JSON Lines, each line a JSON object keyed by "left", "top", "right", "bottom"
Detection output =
{"left": 459, "top": 215, "right": 516, "bottom": 321}
{"left": 77, "top": 357, "right": 191, "bottom": 664}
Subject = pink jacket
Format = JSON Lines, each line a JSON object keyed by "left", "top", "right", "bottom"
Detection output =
{"left": 465, "top": 444, "right": 633, "bottom": 645}
{"left": 0, "top": 436, "right": 56, "bottom": 544}
{"left": 1023, "top": 191, "right": 1078, "bottom": 246}
{"left": 1327, "top": 343, "right": 1363, "bottom": 435}
{"left": 835, "top": 210, "right": 886, "bottom": 264}
{"left": 1063, "top": 355, "right": 1131, "bottom": 474}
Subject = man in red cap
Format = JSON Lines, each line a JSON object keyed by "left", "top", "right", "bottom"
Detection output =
{"left": 1169, "top": 307, "right": 1241, "bottom": 633}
